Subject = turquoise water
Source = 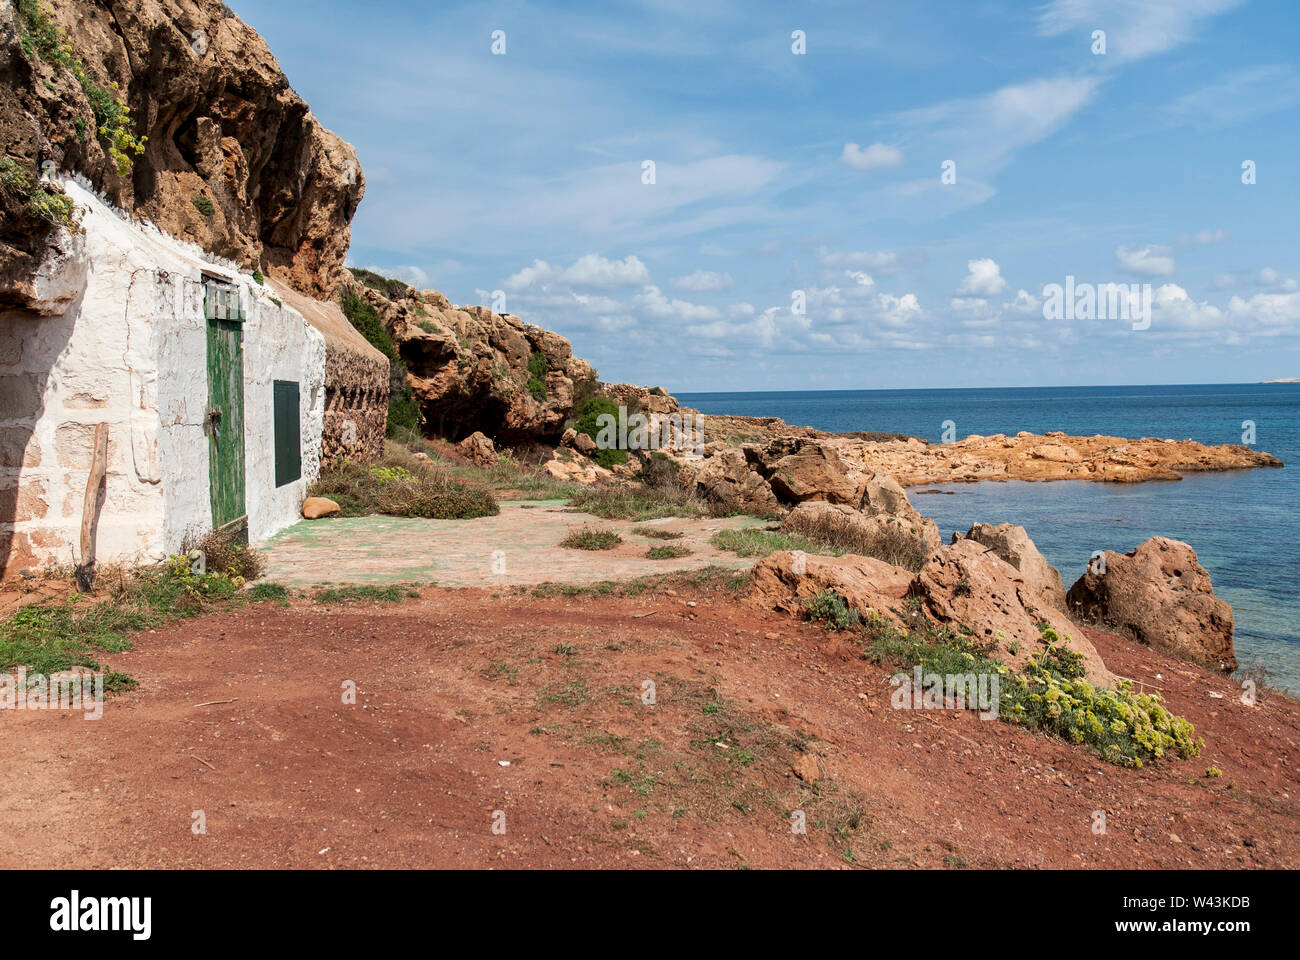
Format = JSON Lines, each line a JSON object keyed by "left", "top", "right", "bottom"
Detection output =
{"left": 678, "top": 384, "right": 1300, "bottom": 692}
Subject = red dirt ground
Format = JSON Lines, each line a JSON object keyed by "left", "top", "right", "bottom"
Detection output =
{"left": 1, "top": 580, "right": 1296, "bottom": 869}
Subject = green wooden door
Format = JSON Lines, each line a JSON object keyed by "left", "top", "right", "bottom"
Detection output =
{"left": 205, "top": 281, "right": 246, "bottom": 531}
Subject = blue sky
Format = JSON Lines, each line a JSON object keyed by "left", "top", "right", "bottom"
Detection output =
{"left": 232, "top": 0, "right": 1300, "bottom": 392}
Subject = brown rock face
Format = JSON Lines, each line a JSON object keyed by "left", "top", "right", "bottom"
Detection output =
{"left": 911, "top": 539, "right": 1113, "bottom": 687}
{"left": 747, "top": 550, "right": 913, "bottom": 620}
{"left": 343, "top": 276, "right": 599, "bottom": 445}
{"left": 1066, "top": 537, "right": 1236, "bottom": 672}
{"left": 681, "top": 448, "right": 782, "bottom": 517}
{"left": 1, "top": 0, "right": 363, "bottom": 303}
{"left": 758, "top": 437, "right": 874, "bottom": 506}
{"left": 956, "top": 522, "right": 1066, "bottom": 611}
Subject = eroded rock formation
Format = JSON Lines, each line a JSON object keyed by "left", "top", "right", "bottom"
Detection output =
{"left": 955, "top": 521, "right": 1067, "bottom": 612}
{"left": 1, "top": 0, "right": 363, "bottom": 304}
{"left": 1066, "top": 537, "right": 1236, "bottom": 672}
{"left": 340, "top": 274, "right": 597, "bottom": 445}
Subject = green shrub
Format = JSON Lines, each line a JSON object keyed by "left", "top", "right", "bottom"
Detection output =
{"left": 799, "top": 590, "right": 1203, "bottom": 768}
{"left": 0, "top": 157, "right": 80, "bottom": 230}
{"left": 560, "top": 527, "right": 622, "bottom": 551}
{"left": 192, "top": 195, "right": 214, "bottom": 216}
{"left": 568, "top": 485, "right": 707, "bottom": 522}
{"left": 349, "top": 267, "right": 416, "bottom": 300}
{"left": 313, "top": 584, "right": 417, "bottom": 604}
{"left": 309, "top": 451, "right": 498, "bottom": 520}
{"left": 646, "top": 544, "right": 690, "bottom": 560}
{"left": 527, "top": 351, "right": 549, "bottom": 401}
{"left": 340, "top": 290, "right": 422, "bottom": 437}
{"left": 633, "top": 526, "right": 684, "bottom": 540}
{"left": 710, "top": 527, "right": 826, "bottom": 558}
{"left": 572, "top": 396, "right": 626, "bottom": 468}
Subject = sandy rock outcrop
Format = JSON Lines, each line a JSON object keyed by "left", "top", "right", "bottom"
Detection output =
{"left": 955, "top": 522, "right": 1066, "bottom": 611}
{"left": 1065, "top": 537, "right": 1236, "bottom": 672}
{"left": 301, "top": 496, "right": 340, "bottom": 519}
{"left": 1, "top": 0, "right": 363, "bottom": 305}
{"left": 544, "top": 447, "right": 612, "bottom": 485}
{"left": 754, "top": 437, "right": 874, "bottom": 506}
{"left": 845, "top": 431, "right": 1281, "bottom": 486}
{"left": 342, "top": 275, "right": 601, "bottom": 445}
{"left": 679, "top": 447, "right": 781, "bottom": 516}
{"left": 748, "top": 550, "right": 913, "bottom": 621}
{"left": 911, "top": 539, "right": 1113, "bottom": 686}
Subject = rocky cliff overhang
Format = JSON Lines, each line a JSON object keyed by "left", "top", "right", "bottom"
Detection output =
{"left": 1, "top": 0, "right": 363, "bottom": 305}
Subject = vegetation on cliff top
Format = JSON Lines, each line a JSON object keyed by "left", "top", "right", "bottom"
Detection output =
{"left": 339, "top": 289, "right": 423, "bottom": 436}
{"left": 16, "top": 0, "right": 147, "bottom": 176}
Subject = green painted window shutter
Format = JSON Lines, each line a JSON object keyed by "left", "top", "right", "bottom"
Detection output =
{"left": 273, "top": 379, "right": 301, "bottom": 487}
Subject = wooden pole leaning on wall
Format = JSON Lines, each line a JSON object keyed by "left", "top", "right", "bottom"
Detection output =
{"left": 74, "top": 423, "right": 109, "bottom": 593}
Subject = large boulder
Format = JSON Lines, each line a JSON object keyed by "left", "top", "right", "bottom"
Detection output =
{"left": 1066, "top": 537, "right": 1236, "bottom": 672}
{"left": 911, "top": 539, "right": 1113, "bottom": 686}
{"left": 680, "top": 448, "right": 781, "bottom": 517}
{"left": 458, "top": 431, "right": 499, "bottom": 466}
{"left": 755, "top": 437, "right": 874, "bottom": 506}
{"left": 748, "top": 550, "right": 913, "bottom": 621}
{"left": 956, "top": 522, "right": 1066, "bottom": 611}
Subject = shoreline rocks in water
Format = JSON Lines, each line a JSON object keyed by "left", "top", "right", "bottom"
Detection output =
{"left": 1066, "top": 537, "right": 1237, "bottom": 673}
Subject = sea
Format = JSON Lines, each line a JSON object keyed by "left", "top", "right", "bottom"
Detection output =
{"left": 677, "top": 384, "right": 1300, "bottom": 694}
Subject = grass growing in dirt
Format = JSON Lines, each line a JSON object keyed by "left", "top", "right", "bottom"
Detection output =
{"left": 0, "top": 548, "right": 266, "bottom": 686}
{"left": 309, "top": 442, "right": 498, "bottom": 520}
{"left": 646, "top": 545, "right": 691, "bottom": 560}
{"left": 181, "top": 528, "right": 266, "bottom": 581}
{"left": 632, "top": 527, "right": 684, "bottom": 540}
{"left": 710, "top": 527, "right": 829, "bottom": 558}
{"left": 312, "top": 585, "right": 419, "bottom": 604}
{"left": 560, "top": 527, "right": 622, "bottom": 551}
{"left": 804, "top": 590, "right": 1203, "bottom": 768}
{"left": 529, "top": 565, "right": 748, "bottom": 598}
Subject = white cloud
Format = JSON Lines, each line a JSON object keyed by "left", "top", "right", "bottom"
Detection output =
{"left": 1005, "top": 289, "right": 1041, "bottom": 314}
{"left": 634, "top": 285, "right": 720, "bottom": 322}
{"left": 818, "top": 247, "right": 901, "bottom": 274}
{"left": 1176, "top": 228, "right": 1225, "bottom": 246}
{"left": 1116, "top": 244, "right": 1175, "bottom": 277}
{"left": 504, "top": 254, "right": 651, "bottom": 290}
{"left": 840, "top": 142, "right": 904, "bottom": 172}
{"left": 670, "top": 269, "right": 733, "bottom": 291}
{"left": 957, "top": 258, "right": 1008, "bottom": 296}
{"left": 560, "top": 254, "right": 651, "bottom": 287}
{"left": 1036, "top": 0, "right": 1246, "bottom": 63}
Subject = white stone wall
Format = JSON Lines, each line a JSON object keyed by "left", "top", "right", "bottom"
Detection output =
{"left": 1, "top": 179, "right": 325, "bottom": 576}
